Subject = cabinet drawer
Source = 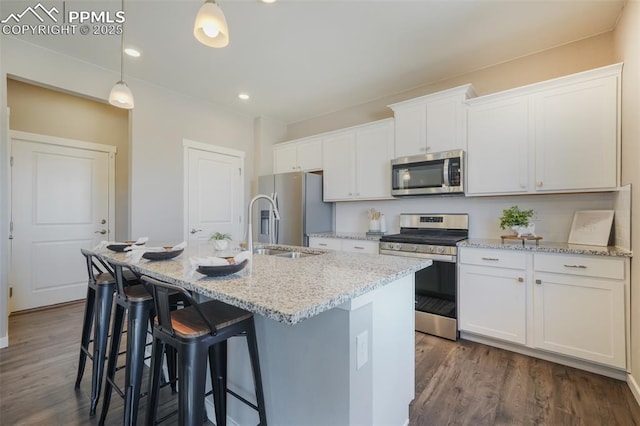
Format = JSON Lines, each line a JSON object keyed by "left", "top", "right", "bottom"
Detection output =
{"left": 308, "top": 237, "right": 342, "bottom": 251}
{"left": 534, "top": 253, "right": 624, "bottom": 280}
{"left": 459, "top": 248, "right": 526, "bottom": 269}
{"left": 342, "top": 240, "right": 379, "bottom": 254}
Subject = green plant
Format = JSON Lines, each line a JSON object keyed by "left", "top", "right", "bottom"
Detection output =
{"left": 499, "top": 206, "right": 534, "bottom": 230}
{"left": 209, "top": 232, "right": 231, "bottom": 241}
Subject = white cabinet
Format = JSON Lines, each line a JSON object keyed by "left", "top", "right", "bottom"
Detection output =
{"left": 273, "top": 137, "right": 322, "bottom": 174}
{"left": 466, "top": 63, "right": 621, "bottom": 196}
{"left": 532, "top": 254, "right": 626, "bottom": 368}
{"left": 458, "top": 246, "right": 629, "bottom": 370}
{"left": 322, "top": 119, "right": 394, "bottom": 201}
{"left": 389, "top": 84, "right": 475, "bottom": 158}
{"left": 458, "top": 249, "right": 527, "bottom": 344}
{"left": 309, "top": 237, "right": 379, "bottom": 254}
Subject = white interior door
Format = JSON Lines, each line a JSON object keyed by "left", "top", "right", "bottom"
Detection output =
{"left": 10, "top": 131, "right": 115, "bottom": 312}
{"left": 184, "top": 141, "right": 244, "bottom": 243}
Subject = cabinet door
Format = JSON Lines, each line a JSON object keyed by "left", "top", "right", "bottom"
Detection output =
{"left": 458, "top": 264, "right": 526, "bottom": 344}
{"left": 273, "top": 145, "right": 298, "bottom": 174}
{"left": 342, "top": 240, "right": 379, "bottom": 254}
{"left": 393, "top": 104, "right": 426, "bottom": 158}
{"left": 354, "top": 122, "right": 394, "bottom": 199}
{"left": 534, "top": 75, "right": 618, "bottom": 192}
{"left": 308, "top": 237, "right": 342, "bottom": 251}
{"left": 426, "top": 95, "right": 464, "bottom": 153}
{"left": 533, "top": 272, "right": 625, "bottom": 368}
{"left": 296, "top": 138, "right": 323, "bottom": 172}
{"left": 466, "top": 96, "right": 530, "bottom": 195}
{"left": 323, "top": 132, "right": 356, "bottom": 201}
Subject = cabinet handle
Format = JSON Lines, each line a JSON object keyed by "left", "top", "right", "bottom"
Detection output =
{"left": 536, "top": 279, "right": 542, "bottom": 285}
{"left": 353, "top": 246, "right": 365, "bottom": 250}
{"left": 292, "top": 166, "right": 296, "bottom": 170}
{"left": 517, "top": 277, "right": 524, "bottom": 283}
{"left": 481, "top": 257, "right": 499, "bottom": 261}
{"left": 564, "top": 264, "right": 587, "bottom": 269}
{"left": 348, "top": 192, "right": 353, "bottom": 196}
{"left": 318, "top": 243, "right": 327, "bottom": 246}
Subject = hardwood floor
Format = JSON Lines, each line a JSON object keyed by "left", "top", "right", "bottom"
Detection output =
{"left": 411, "top": 332, "right": 640, "bottom": 426}
{"left": 1, "top": 302, "right": 639, "bottom": 425}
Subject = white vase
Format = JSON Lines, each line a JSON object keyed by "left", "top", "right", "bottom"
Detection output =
{"left": 213, "top": 239, "right": 229, "bottom": 251}
{"left": 511, "top": 224, "right": 536, "bottom": 238}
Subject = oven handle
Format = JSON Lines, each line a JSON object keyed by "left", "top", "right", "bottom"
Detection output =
{"left": 379, "top": 249, "right": 457, "bottom": 263}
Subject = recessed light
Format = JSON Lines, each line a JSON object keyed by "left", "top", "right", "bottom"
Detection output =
{"left": 238, "top": 93, "right": 250, "bottom": 100}
{"left": 124, "top": 47, "right": 141, "bottom": 58}
{"left": 259, "top": 0, "right": 277, "bottom": 3}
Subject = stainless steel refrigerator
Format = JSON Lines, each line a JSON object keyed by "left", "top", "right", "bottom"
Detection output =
{"left": 256, "top": 172, "right": 333, "bottom": 247}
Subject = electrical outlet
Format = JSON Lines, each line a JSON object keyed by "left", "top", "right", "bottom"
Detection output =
{"left": 356, "top": 331, "right": 368, "bottom": 370}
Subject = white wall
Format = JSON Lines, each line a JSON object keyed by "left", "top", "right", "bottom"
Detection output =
{"left": 613, "top": 0, "right": 640, "bottom": 399}
{"left": 335, "top": 193, "right": 615, "bottom": 243}
{"left": 0, "top": 36, "right": 256, "bottom": 342}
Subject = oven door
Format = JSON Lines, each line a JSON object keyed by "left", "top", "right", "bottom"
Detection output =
{"left": 414, "top": 258, "right": 458, "bottom": 340}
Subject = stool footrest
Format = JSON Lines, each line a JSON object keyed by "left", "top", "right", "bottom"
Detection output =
{"left": 228, "top": 388, "right": 259, "bottom": 412}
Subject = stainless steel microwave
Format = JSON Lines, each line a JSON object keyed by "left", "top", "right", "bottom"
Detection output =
{"left": 391, "top": 150, "right": 464, "bottom": 196}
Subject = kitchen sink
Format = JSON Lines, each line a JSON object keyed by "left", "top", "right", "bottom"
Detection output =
{"left": 253, "top": 247, "right": 316, "bottom": 258}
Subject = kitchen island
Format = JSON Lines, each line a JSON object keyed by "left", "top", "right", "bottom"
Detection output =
{"left": 96, "top": 243, "right": 431, "bottom": 426}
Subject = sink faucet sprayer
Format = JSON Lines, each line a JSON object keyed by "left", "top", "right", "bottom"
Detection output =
{"left": 247, "top": 194, "right": 280, "bottom": 255}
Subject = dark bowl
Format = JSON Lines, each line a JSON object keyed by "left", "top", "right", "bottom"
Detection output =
{"left": 142, "top": 248, "right": 184, "bottom": 261}
{"left": 197, "top": 259, "right": 248, "bottom": 277}
{"left": 107, "top": 241, "right": 144, "bottom": 252}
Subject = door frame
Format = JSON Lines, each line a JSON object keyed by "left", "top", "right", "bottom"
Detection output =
{"left": 182, "top": 139, "right": 245, "bottom": 242}
{"left": 8, "top": 130, "right": 116, "bottom": 313}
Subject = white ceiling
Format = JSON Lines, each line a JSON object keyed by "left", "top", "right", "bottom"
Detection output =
{"left": 2, "top": 0, "right": 626, "bottom": 124}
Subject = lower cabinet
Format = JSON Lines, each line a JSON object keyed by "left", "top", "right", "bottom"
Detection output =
{"left": 309, "top": 237, "right": 379, "bottom": 254}
{"left": 458, "top": 247, "right": 628, "bottom": 370}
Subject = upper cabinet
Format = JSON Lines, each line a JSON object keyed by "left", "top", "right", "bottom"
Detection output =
{"left": 388, "top": 84, "right": 476, "bottom": 158}
{"left": 273, "top": 137, "right": 322, "bottom": 174}
{"left": 323, "top": 119, "right": 395, "bottom": 201}
{"left": 466, "top": 63, "right": 622, "bottom": 196}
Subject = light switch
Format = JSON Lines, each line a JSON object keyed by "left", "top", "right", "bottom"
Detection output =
{"left": 356, "top": 331, "right": 368, "bottom": 370}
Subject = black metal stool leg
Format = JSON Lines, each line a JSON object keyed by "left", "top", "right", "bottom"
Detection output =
{"left": 246, "top": 321, "right": 268, "bottom": 426}
{"left": 90, "top": 283, "right": 115, "bottom": 416}
{"left": 99, "top": 303, "right": 125, "bottom": 426}
{"left": 209, "top": 342, "right": 228, "bottom": 426}
{"left": 123, "top": 301, "right": 152, "bottom": 426}
{"left": 145, "top": 337, "right": 165, "bottom": 426}
{"left": 75, "top": 285, "right": 96, "bottom": 389}
{"left": 179, "top": 344, "right": 208, "bottom": 426}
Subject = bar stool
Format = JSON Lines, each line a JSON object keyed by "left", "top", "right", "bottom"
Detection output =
{"left": 76, "top": 248, "right": 128, "bottom": 416}
{"left": 142, "top": 275, "right": 268, "bottom": 426}
{"left": 99, "top": 259, "right": 156, "bottom": 426}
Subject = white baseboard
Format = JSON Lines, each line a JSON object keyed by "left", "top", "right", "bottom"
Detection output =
{"left": 628, "top": 374, "right": 640, "bottom": 407}
{"left": 0, "top": 335, "right": 7, "bottom": 349}
{"left": 204, "top": 398, "right": 240, "bottom": 426}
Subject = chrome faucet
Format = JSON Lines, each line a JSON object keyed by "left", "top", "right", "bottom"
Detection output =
{"left": 247, "top": 194, "right": 280, "bottom": 254}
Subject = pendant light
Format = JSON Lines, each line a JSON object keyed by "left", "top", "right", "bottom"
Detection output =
{"left": 193, "top": 0, "right": 229, "bottom": 48}
{"left": 109, "top": 0, "right": 134, "bottom": 109}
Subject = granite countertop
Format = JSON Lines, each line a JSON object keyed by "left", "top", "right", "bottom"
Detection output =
{"left": 459, "top": 238, "right": 632, "bottom": 258}
{"left": 307, "top": 231, "right": 384, "bottom": 241}
{"left": 96, "top": 243, "right": 430, "bottom": 325}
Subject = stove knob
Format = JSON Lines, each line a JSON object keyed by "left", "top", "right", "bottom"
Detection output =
{"left": 393, "top": 243, "right": 402, "bottom": 250}
{"left": 410, "top": 245, "right": 418, "bottom": 252}
{"left": 429, "top": 246, "right": 435, "bottom": 253}
{"left": 438, "top": 247, "right": 446, "bottom": 254}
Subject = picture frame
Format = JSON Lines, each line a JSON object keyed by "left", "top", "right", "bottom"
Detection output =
{"left": 567, "top": 210, "right": 614, "bottom": 246}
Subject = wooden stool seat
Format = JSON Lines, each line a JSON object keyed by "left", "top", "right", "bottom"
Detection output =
{"left": 124, "top": 284, "right": 154, "bottom": 302}
{"left": 168, "top": 301, "right": 253, "bottom": 339}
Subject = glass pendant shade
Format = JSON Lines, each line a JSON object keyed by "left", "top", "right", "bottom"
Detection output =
{"left": 109, "top": 81, "right": 134, "bottom": 109}
{"left": 194, "top": 0, "right": 229, "bottom": 47}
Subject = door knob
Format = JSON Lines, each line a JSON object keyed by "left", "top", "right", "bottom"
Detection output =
{"left": 94, "top": 229, "right": 107, "bottom": 235}
{"left": 190, "top": 228, "right": 203, "bottom": 234}
{"left": 100, "top": 219, "right": 107, "bottom": 224}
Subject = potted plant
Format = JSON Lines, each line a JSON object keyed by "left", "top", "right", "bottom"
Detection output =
{"left": 499, "top": 206, "right": 536, "bottom": 237}
{"left": 210, "top": 232, "right": 231, "bottom": 251}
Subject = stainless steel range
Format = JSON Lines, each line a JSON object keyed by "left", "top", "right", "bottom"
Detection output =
{"left": 380, "top": 214, "right": 468, "bottom": 340}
